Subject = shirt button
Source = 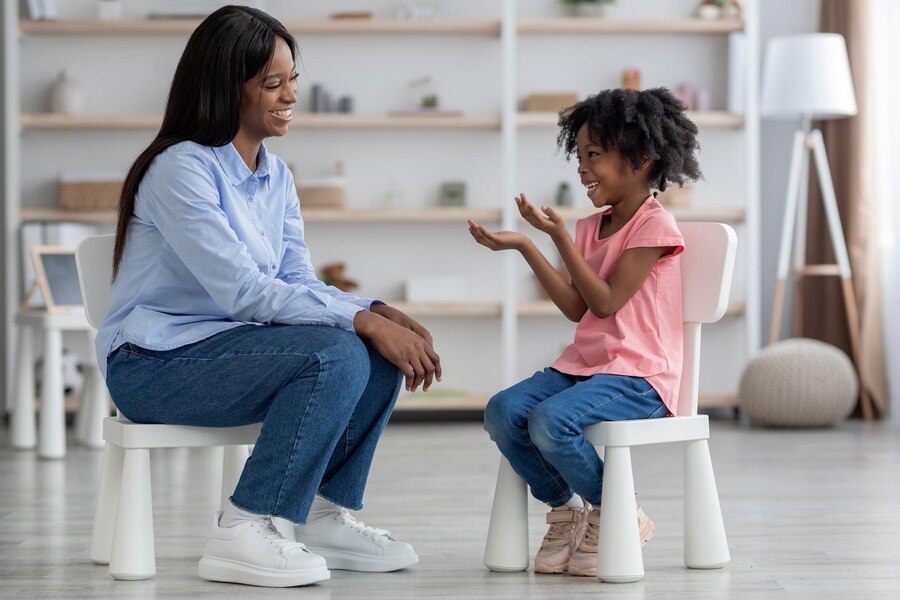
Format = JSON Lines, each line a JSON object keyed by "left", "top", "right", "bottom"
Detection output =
{"left": 260, "top": 230, "right": 265, "bottom": 237}
{"left": 270, "top": 264, "right": 276, "bottom": 270}
{"left": 248, "top": 196, "right": 254, "bottom": 202}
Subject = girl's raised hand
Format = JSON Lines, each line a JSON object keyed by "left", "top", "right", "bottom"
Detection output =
{"left": 468, "top": 220, "right": 527, "bottom": 252}
{"left": 516, "top": 193, "right": 567, "bottom": 240}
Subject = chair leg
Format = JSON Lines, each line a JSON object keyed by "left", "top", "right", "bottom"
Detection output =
{"left": 89, "top": 442, "right": 123, "bottom": 565}
{"left": 11, "top": 323, "right": 36, "bottom": 449}
{"left": 597, "top": 446, "right": 644, "bottom": 583}
{"left": 109, "top": 448, "right": 156, "bottom": 580}
{"left": 38, "top": 326, "right": 65, "bottom": 459}
{"left": 76, "top": 366, "right": 107, "bottom": 449}
{"left": 683, "top": 440, "right": 730, "bottom": 569}
{"left": 483, "top": 456, "right": 530, "bottom": 572}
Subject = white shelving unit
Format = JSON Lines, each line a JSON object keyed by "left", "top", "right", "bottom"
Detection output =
{"left": 2, "top": 0, "right": 759, "bottom": 413}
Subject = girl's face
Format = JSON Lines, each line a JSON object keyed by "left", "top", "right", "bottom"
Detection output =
{"left": 239, "top": 37, "right": 298, "bottom": 143}
{"left": 575, "top": 123, "right": 649, "bottom": 208}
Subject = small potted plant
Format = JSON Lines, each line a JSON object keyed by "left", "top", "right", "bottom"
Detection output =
{"left": 561, "top": 0, "right": 616, "bottom": 18}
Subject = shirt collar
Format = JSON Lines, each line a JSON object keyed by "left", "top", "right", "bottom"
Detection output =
{"left": 213, "top": 142, "right": 271, "bottom": 187}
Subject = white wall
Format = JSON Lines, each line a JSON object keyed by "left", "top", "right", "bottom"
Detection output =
{"left": 757, "top": 0, "right": 818, "bottom": 342}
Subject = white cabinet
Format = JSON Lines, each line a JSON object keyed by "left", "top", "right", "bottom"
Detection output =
{"left": 2, "top": 0, "right": 758, "bottom": 412}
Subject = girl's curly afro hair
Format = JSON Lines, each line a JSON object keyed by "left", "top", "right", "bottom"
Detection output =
{"left": 557, "top": 87, "right": 702, "bottom": 192}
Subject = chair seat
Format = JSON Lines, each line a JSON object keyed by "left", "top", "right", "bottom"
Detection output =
{"left": 102, "top": 416, "right": 261, "bottom": 449}
{"left": 584, "top": 415, "right": 709, "bottom": 448}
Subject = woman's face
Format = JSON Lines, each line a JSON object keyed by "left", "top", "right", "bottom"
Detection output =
{"left": 239, "top": 36, "right": 297, "bottom": 142}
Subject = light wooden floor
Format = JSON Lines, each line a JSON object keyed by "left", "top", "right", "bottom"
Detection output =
{"left": 1, "top": 417, "right": 899, "bottom": 599}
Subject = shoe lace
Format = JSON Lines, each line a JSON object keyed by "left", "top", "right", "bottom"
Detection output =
{"left": 582, "top": 510, "right": 600, "bottom": 546}
{"left": 255, "top": 518, "right": 309, "bottom": 556}
{"left": 335, "top": 509, "right": 394, "bottom": 543}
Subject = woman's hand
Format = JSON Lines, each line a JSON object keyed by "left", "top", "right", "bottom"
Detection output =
{"left": 468, "top": 220, "right": 528, "bottom": 252}
{"left": 353, "top": 311, "right": 441, "bottom": 393}
{"left": 516, "top": 193, "right": 569, "bottom": 241}
{"left": 370, "top": 303, "right": 435, "bottom": 348}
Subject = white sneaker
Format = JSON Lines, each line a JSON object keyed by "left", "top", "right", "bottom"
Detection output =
{"left": 294, "top": 508, "right": 418, "bottom": 572}
{"left": 199, "top": 511, "right": 330, "bottom": 587}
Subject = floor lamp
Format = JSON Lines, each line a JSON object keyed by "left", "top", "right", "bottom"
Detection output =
{"left": 761, "top": 33, "right": 874, "bottom": 419}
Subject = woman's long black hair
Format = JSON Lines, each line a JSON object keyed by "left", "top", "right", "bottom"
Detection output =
{"left": 113, "top": 5, "right": 296, "bottom": 278}
{"left": 557, "top": 87, "right": 702, "bottom": 192}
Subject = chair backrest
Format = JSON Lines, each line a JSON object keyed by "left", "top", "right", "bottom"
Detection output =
{"left": 676, "top": 222, "right": 737, "bottom": 417}
{"left": 75, "top": 234, "right": 116, "bottom": 329}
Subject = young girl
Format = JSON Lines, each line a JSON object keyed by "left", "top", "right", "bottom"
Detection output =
{"left": 468, "top": 87, "right": 701, "bottom": 577}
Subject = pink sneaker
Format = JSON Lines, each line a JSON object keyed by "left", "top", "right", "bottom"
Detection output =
{"left": 533, "top": 505, "right": 588, "bottom": 574}
{"left": 567, "top": 504, "right": 655, "bottom": 577}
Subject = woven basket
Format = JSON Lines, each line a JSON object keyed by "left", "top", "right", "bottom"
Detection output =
{"left": 59, "top": 180, "right": 121, "bottom": 210}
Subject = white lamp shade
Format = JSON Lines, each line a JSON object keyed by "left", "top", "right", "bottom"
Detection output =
{"left": 761, "top": 33, "right": 857, "bottom": 120}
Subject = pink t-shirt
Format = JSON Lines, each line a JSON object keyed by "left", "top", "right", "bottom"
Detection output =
{"left": 551, "top": 196, "right": 685, "bottom": 414}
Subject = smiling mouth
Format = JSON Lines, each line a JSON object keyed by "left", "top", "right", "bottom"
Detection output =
{"left": 269, "top": 108, "right": 293, "bottom": 120}
{"left": 585, "top": 182, "right": 599, "bottom": 193}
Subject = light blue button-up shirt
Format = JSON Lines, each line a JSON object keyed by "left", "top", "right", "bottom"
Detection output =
{"left": 96, "top": 141, "right": 377, "bottom": 377}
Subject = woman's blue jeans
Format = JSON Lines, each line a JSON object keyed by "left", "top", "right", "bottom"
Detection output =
{"left": 483, "top": 368, "right": 668, "bottom": 506}
{"left": 105, "top": 324, "right": 402, "bottom": 524}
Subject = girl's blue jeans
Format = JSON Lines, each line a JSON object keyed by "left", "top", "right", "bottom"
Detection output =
{"left": 105, "top": 324, "right": 402, "bottom": 524}
{"left": 483, "top": 367, "right": 668, "bottom": 506}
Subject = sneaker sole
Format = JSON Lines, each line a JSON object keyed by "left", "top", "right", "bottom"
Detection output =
{"left": 305, "top": 547, "right": 419, "bottom": 572}
{"left": 198, "top": 556, "right": 330, "bottom": 587}
{"left": 566, "top": 518, "right": 656, "bottom": 577}
{"left": 534, "top": 562, "right": 569, "bottom": 574}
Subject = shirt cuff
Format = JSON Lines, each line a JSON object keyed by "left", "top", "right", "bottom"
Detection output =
{"left": 356, "top": 298, "right": 384, "bottom": 310}
{"left": 329, "top": 302, "right": 365, "bottom": 332}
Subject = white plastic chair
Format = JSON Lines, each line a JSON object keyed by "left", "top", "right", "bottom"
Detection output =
{"left": 483, "top": 222, "right": 737, "bottom": 583}
{"left": 75, "top": 235, "right": 262, "bottom": 580}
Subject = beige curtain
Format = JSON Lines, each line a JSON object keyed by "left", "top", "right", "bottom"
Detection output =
{"left": 801, "top": 0, "right": 887, "bottom": 417}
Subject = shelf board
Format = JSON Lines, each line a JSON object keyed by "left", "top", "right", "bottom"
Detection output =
{"left": 21, "top": 113, "right": 162, "bottom": 130}
{"left": 21, "top": 208, "right": 117, "bottom": 223}
{"left": 518, "top": 301, "right": 746, "bottom": 318}
{"left": 22, "top": 206, "right": 742, "bottom": 226}
{"left": 23, "top": 112, "right": 742, "bottom": 131}
{"left": 303, "top": 208, "right": 500, "bottom": 223}
{"left": 19, "top": 19, "right": 502, "bottom": 36}
{"left": 697, "top": 393, "right": 738, "bottom": 409}
{"left": 20, "top": 18, "right": 742, "bottom": 37}
{"left": 518, "top": 111, "right": 744, "bottom": 129}
{"left": 530, "top": 206, "right": 746, "bottom": 223}
{"left": 395, "top": 394, "right": 490, "bottom": 411}
{"left": 20, "top": 113, "right": 500, "bottom": 130}
{"left": 517, "top": 18, "right": 743, "bottom": 35}
{"left": 20, "top": 207, "right": 500, "bottom": 225}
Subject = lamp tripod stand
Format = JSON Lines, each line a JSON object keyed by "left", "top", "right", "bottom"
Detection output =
{"left": 769, "top": 125, "right": 876, "bottom": 420}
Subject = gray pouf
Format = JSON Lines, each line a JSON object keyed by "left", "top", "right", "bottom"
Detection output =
{"left": 739, "top": 338, "right": 858, "bottom": 427}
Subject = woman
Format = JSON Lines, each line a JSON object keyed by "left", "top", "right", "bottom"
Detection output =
{"left": 97, "top": 5, "right": 440, "bottom": 588}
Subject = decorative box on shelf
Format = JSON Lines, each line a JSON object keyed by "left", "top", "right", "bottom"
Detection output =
{"left": 58, "top": 179, "right": 121, "bottom": 210}
{"left": 297, "top": 178, "right": 346, "bottom": 209}
{"left": 524, "top": 93, "right": 579, "bottom": 113}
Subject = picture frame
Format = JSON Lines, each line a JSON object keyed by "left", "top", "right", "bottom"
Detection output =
{"left": 30, "top": 246, "right": 83, "bottom": 313}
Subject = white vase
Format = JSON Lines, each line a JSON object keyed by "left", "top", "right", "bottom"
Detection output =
{"left": 49, "top": 71, "right": 85, "bottom": 115}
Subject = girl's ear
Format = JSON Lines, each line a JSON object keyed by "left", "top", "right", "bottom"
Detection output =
{"left": 634, "top": 154, "right": 652, "bottom": 174}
